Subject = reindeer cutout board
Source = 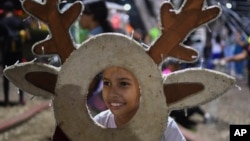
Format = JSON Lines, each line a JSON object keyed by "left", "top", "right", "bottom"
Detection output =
{"left": 4, "top": 0, "right": 235, "bottom": 140}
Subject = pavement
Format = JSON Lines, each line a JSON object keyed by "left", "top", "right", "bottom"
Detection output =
{"left": 0, "top": 65, "right": 250, "bottom": 141}
{"left": 197, "top": 78, "right": 250, "bottom": 141}
{"left": 202, "top": 79, "right": 250, "bottom": 125}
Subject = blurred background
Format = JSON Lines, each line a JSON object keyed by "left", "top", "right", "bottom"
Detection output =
{"left": 1, "top": 0, "right": 250, "bottom": 62}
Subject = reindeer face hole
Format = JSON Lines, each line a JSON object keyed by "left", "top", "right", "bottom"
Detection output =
{"left": 87, "top": 66, "right": 141, "bottom": 128}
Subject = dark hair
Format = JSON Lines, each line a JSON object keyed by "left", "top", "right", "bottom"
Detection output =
{"left": 3, "top": 1, "right": 14, "bottom": 12}
{"left": 83, "top": 0, "right": 114, "bottom": 32}
{"left": 215, "top": 34, "right": 221, "bottom": 43}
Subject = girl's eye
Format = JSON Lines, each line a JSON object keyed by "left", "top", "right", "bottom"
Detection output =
{"left": 120, "top": 81, "right": 130, "bottom": 87}
{"left": 103, "top": 80, "right": 111, "bottom": 86}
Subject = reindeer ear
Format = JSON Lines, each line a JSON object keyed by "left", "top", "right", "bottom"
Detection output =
{"left": 164, "top": 68, "right": 235, "bottom": 111}
{"left": 4, "top": 62, "right": 59, "bottom": 98}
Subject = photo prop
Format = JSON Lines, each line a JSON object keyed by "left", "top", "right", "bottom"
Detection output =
{"left": 4, "top": 0, "right": 235, "bottom": 140}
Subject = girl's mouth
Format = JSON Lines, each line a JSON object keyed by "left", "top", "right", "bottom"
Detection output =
{"left": 109, "top": 102, "right": 124, "bottom": 110}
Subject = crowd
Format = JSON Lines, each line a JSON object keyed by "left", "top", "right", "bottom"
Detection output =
{"left": 205, "top": 24, "right": 250, "bottom": 84}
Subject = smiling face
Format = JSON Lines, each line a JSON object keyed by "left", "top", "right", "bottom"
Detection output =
{"left": 102, "top": 67, "right": 141, "bottom": 127}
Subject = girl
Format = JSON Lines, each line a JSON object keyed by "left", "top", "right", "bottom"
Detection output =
{"left": 94, "top": 66, "right": 186, "bottom": 141}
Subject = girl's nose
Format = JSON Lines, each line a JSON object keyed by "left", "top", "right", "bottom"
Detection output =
{"left": 109, "top": 86, "right": 120, "bottom": 97}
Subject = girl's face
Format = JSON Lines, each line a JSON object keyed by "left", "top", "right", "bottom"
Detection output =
{"left": 102, "top": 67, "right": 140, "bottom": 126}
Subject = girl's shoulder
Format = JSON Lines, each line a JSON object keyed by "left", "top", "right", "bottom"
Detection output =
{"left": 93, "top": 110, "right": 115, "bottom": 127}
{"left": 95, "top": 110, "right": 112, "bottom": 118}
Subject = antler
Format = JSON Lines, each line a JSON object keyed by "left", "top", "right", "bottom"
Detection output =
{"left": 148, "top": 0, "right": 221, "bottom": 65}
{"left": 21, "top": 0, "right": 83, "bottom": 63}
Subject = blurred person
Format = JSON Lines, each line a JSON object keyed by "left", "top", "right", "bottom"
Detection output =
{"left": 221, "top": 25, "right": 235, "bottom": 74}
{"left": 0, "top": 1, "right": 30, "bottom": 106}
{"left": 61, "top": 2, "right": 89, "bottom": 45}
{"left": 0, "top": 19, "right": 8, "bottom": 65}
{"left": 232, "top": 29, "right": 248, "bottom": 79}
{"left": 203, "top": 35, "right": 212, "bottom": 68}
{"left": 222, "top": 40, "right": 250, "bottom": 87}
{"left": 79, "top": 0, "right": 114, "bottom": 38}
{"left": 210, "top": 34, "right": 224, "bottom": 69}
